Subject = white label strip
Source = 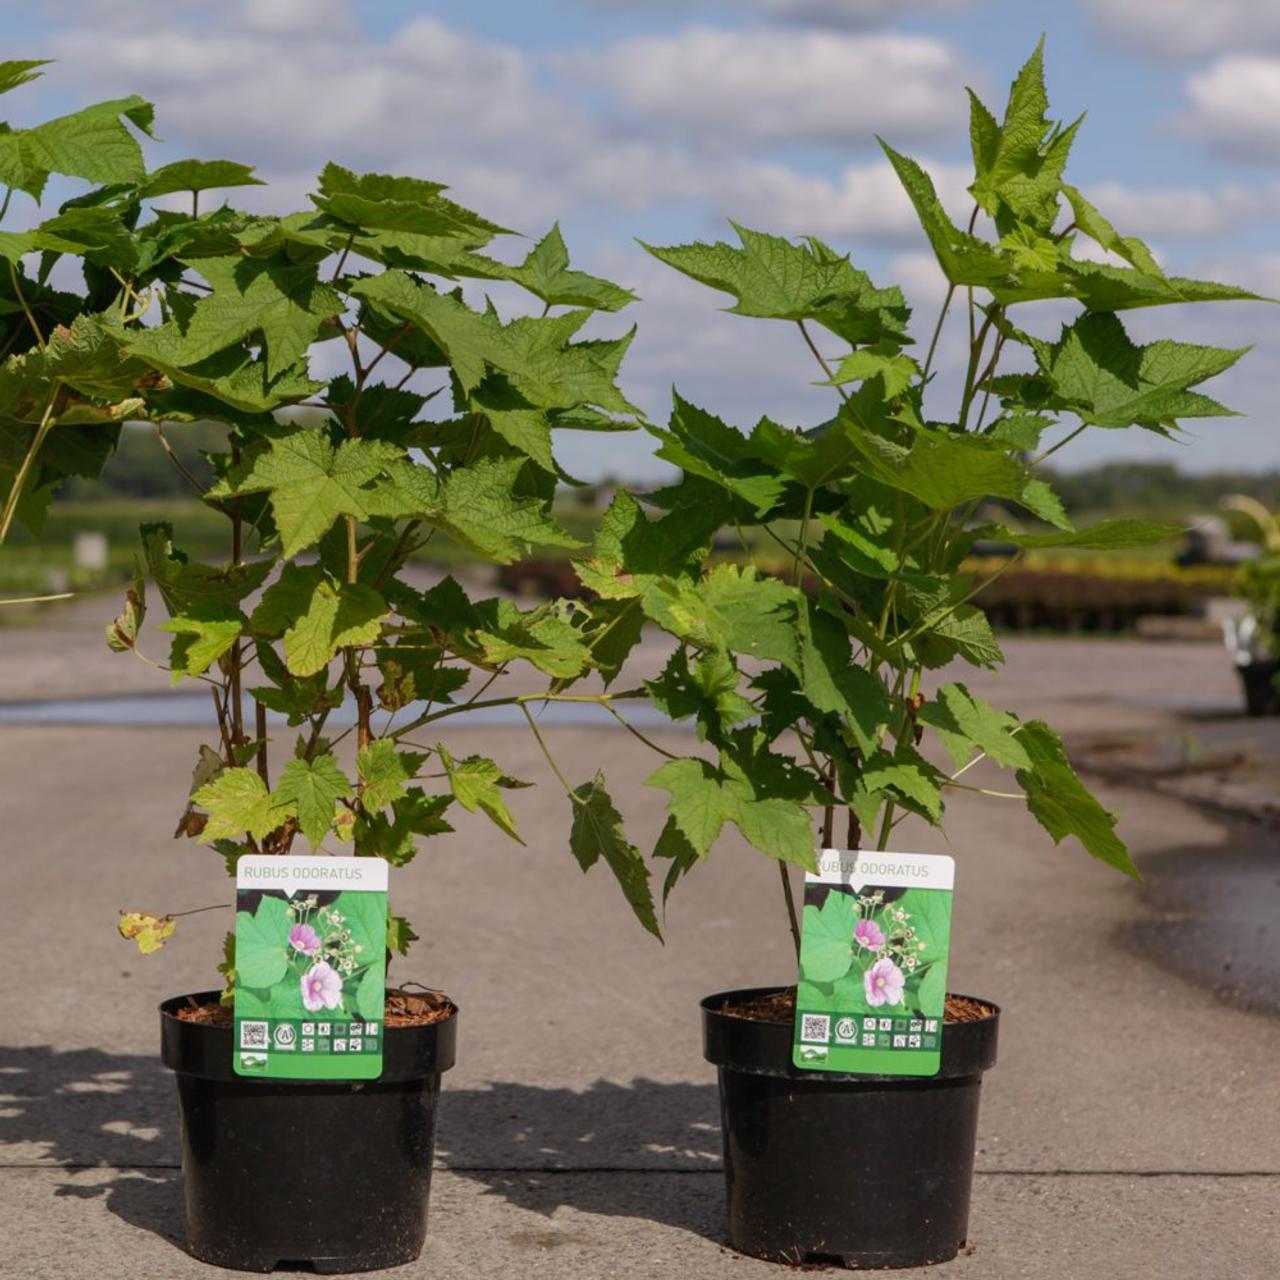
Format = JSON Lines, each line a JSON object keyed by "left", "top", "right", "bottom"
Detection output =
{"left": 236, "top": 855, "right": 389, "bottom": 895}
{"left": 806, "top": 848, "right": 955, "bottom": 892}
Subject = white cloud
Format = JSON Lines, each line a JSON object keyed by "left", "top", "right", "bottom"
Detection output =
{"left": 1181, "top": 56, "right": 1280, "bottom": 162}
{"left": 567, "top": 28, "right": 974, "bottom": 147}
{"left": 1082, "top": 180, "right": 1280, "bottom": 239}
{"left": 586, "top": 0, "right": 966, "bottom": 27}
{"left": 1083, "top": 0, "right": 1280, "bottom": 60}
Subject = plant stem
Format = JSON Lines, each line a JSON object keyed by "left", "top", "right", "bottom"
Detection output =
{"left": 0, "top": 389, "right": 58, "bottom": 543}
{"left": 921, "top": 284, "right": 955, "bottom": 385}
{"left": 1031, "top": 423, "right": 1087, "bottom": 467}
{"left": 8, "top": 259, "right": 43, "bottom": 348}
{"left": 779, "top": 864, "right": 801, "bottom": 960}
{"left": 797, "top": 320, "right": 848, "bottom": 401}
{"left": 256, "top": 702, "right": 269, "bottom": 784}
{"left": 520, "top": 703, "right": 577, "bottom": 800}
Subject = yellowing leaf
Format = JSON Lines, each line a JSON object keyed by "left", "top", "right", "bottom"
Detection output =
{"left": 117, "top": 911, "right": 177, "bottom": 955}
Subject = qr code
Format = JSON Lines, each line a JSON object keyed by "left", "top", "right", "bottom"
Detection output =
{"left": 800, "top": 1014, "right": 830, "bottom": 1044}
{"left": 239, "top": 1020, "right": 269, "bottom": 1049}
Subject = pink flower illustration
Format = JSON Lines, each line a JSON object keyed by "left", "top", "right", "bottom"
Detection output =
{"left": 301, "top": 961, "right": 343, "bottom": 1012}
{"left": 854, "top": 919, "right": 885, "bottom": 951}
{"left": 289, "top": 923, "right": 321, "bottom": 957}
{"left": 864, "top": 957, "right": 906, "bottom": 1008}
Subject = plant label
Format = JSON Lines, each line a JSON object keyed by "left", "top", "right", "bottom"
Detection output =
{"left": 233, "top": 856, "right": 389, "bottom": 1080}
{"left": 792, "top": 849, "right": 955, "bottom": 1077}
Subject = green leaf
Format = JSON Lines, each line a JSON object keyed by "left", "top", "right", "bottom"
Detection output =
{"left": 463, "top": 223, "right": 636, "bottom": 312}
{"left": 645, "top": 754, "right": 817, "bottom": 870}
{"left": 161, "top": 612, "right": 243, "bottom": 680}
{"left": 918, "top": 683, "right": 1030, "bottom": 771}
{"left": 0, "top": 60, "right": 49, "bottom": 96}
{"left": 428, "top": 455, "right": 582, "bottom": 562}
{"left": 176, "top": 255, "right": 342, "bottom": 379}
{"left": 251, "top": 565, "right": 388, "bottom": 677}
{"left": 643, "top": 224, "right": 911, "bottom": 344}
{"left": 576, "top": 489, "right": 717, "bottom": 600}
{"left": 860, "top": 750, "right": 944, "bottom": 823}
{"left": 569, "top": 772, "right": 660, "bottom": 938}
{"left": 824, "top": 346, "right": 920, "bottom": 398}
{"left": 880, "top": 141, "right": 1009, "bottom": 288}
{"left": 477, "top": 603, "right": 592, "bottom": 679}
{"left": 194, "top": 767, "right": 287, "bottom": 843}
{"left": 439, "top": 745, "right": 529, "bottom": 844}
{"left": 387, "top": 914, "right": 419, "bottom": 956}
{"left": 274, "top": 754, "right": 351, "bottom": 848}
{"left": 988, "top": 519, "right": 1180, "bottom": 551}
{"left": 799, "top": 892, "right": 857, "bottom": 984}
{"left": 357, "top": 740, "right": 425, "bottom": 812}
{"left": 234, "top": 895, "right": 291, "bottom": 988}
{"left": 1015, "top": 720, "right": 1139, "bottom": 878}
{"left": 141, "top": 159, "right": 265, "bottom": 199}
{"left": 219, "top": 430, "right": 406, "bottom": 556}
{"left": 1023, "top": 312, "right": 1247, "bottom": 432}
{"left": 641, "top": 563, "right": 801, "bottom": 672}
{"left": 1061, "top": 185, "right": 1162, "bottom": 277}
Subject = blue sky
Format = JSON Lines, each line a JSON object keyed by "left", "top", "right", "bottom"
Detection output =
{"left": 3, "top": 0, "right": 1280, "bottom": 480}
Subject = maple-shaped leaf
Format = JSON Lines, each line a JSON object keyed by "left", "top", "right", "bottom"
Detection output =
{"left": 824, "top": 345, "right": 921, "bottom": 399}
{"left": 250, "top": 563, "right": 388, "bottom": 676}
{"left": 140, "top": 159, "right": 264, "bottom": 200}
{"left": 1060, "top": 185, "right": 1162, "bottom": 278}
{"left": 569, "top": 772, "right": 660, "bottom": 938}
{"left": 313, "top": 162, "right": 508, "bottom": 241}
{"left": 427, "top": 455, "right": 582, "bottom": 563}
{"left": 1021, "top": 312, "right": 1247, "bottom": 431}
{"left": 217, "top": 430, "right": 405, "bottom": 556}
{"left": 642, "top": 563, "right": 802, "bottom": 673}
{"left": 1015, "top": 720, "right": 1138, "bottom": 878}
{"left": 0, "top": 95, "right": 154, "bottom": 198}
{"left": 645, "top": 755, "right": 816, "bottom": 870}
{"left": 274, "top": 753, "right": 351, "bottom": 848}
{"left": 575, "top": 489, "right": 718, "bottom": 600}
{"left": 162, "top": 612, "right": 243, "bottom": 681}
{"left": 173, "top": 255, "right": 342, "bottom": 379}
{"left": 645, "top": 224, "right": 911, "bottom": 345}
{"left": 463, "top": 224, "right": 636, "bottom": 312}
{"left": 0, "top": 59, "right": 49, "bottom": 97}
{"left": 357, "top": 740, "right": 426, "bottom": 812}
{"left": 118, "top": 911, "right": 177, "bottom": 955}
{"left": 968, "top": 39, "right": 1083, "bottom": 232}
{"left": 193, "top": 767, "right": 288, "bottom": 843}
{"left": 918, "top": 683, "right": 1031, "bottom": 771}
{"left": 880, "top": 142, "right": 1010, "bottom": 288}
{"left": 438, "top": 745, "right": 530, "bottom": 844}
{"left": 477, "top": 603, "right": 593, "bottom": 679}
{"left": 140, "top": 522, "right": 272, "bottom": 616}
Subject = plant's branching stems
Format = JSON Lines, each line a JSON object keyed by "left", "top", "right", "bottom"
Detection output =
{"left": 958, "top": 308, "right": 997, "bottom": 430}
{"left": 360, "top": 320, "right": 411, "bottom": 382}
{"left": 391, "top": 689, "right": 643, "bottom": 740}
{"left": 373, "top": 519, "right": 421, "bottom": 591}
{"left": 168, "top": 903, "right": 227, "bottom": 919}
{"left": 921, "top": 284, "right": 955, "bottom": 385}
{"left": 154, "top": 423, "right": 205, "bottom": 494}
{"left": 943, "top": 780, "right": 1024, "bottom": 800}
{"left": 948, "top": 751, "right": 989, "bottom": 783}
{"left": 520, "top": 703, "right": 577, "bottom": 801}
{"left": 0, "top": 592, "right": 73, "bottom": 605}
{"left": 891, "top": 554, "right": 1020, "bottom": 652}
{"left": 1031, "top": 423, "right": 1087, "bottom": 467}
{"left": 331, "top": 233, "right": 355, "bottom": 282}
{"left": 8, "top": 259, "right": 43, "bottom": 349}
{"left": 210, "top": 685, "right": 235, "bottom": 762}
{"left": 600, "top": 701, "right": 681, "bottom": 761}
{"left": 973, "top": 331, "right": 1008, "bottom": 433}
{"left": 0, "top": 389, "right": 58, "bottom": 543}
{"left": 797, "top": 320, "right": 849, "bottom": 402}
{"left": 256, "top": 702, "right": 269, "bottom": 784}
{"left": 0, "top": 186, "right": 12, "bottom": 225}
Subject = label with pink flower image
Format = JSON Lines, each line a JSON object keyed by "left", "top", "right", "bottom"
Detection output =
{"left": 233, "top": 856, "right": 389, "bottom": 1080}
{"left": 793, "top": 849, "right": 954, "bottom": 1077}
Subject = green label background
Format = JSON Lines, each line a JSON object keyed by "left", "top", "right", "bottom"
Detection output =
{"left": 792, "top": 883, "right": 952, "bottom": 1077}
{"left": 233, "top": 887, "right": 387, "bottom": 1081}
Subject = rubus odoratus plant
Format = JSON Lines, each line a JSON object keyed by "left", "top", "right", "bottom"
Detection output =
{"left": 566, "top": 41, "right": 1264, "bottom": 951}
{"left": 107, "top": 158, "right": 668, "bottom": 983}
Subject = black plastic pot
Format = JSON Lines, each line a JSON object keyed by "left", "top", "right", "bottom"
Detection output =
{"left": 1236, "top": 660, "right": 1280, "bottom": 717}
{"left": 702, "top": 987, "right": 999, "bottom": 1270}
{"left": 160, "top": 991, "right": 457, "bottom": 1274}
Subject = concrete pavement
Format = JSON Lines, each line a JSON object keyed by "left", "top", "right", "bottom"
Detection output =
{"left": 1, "top": 596, "right": 1278, "bottom": 1277}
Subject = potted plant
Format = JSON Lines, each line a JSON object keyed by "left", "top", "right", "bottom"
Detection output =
{"left": 1220, "top": 496, "right": 1280, "bottom": 715}
{"left": 567, "top": 42, "right": 1262, "bottom": 1268}
{"left": 108, "top": 161, "right": 662, "bottom": 1268}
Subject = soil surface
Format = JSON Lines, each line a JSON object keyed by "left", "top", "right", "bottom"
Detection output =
{"left": 174, "top": 988, "right": 455, "bottom": 1028}
{"left": 720, "top": 987, "right": 993, "bottom": 1026}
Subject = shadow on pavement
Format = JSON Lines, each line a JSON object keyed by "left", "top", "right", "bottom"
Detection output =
{"left": 1, "top": 1047, "right": 726, "bottom": 1249}
{"left": 0, "top": 1043, "right": 184, "bottom": 1250}
{"left": 436, "top": 1078, "right": 723, "bottom": 1238}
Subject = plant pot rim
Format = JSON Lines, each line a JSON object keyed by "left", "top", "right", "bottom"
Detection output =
{"left": 702, "top": 984, "right": 998, "bottom": 1083}
{"left": 160, "top": 989, "right": 458, "bottom": 1085}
